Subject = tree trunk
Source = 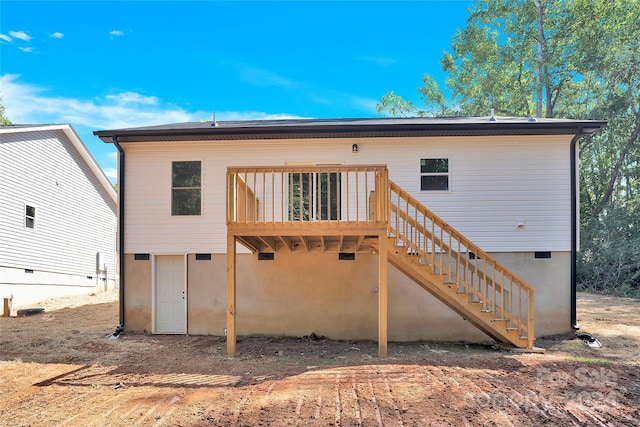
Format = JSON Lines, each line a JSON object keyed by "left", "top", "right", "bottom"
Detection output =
{"left": 532, "top": 0, "right": 544, "bottom": 118}
{"left": 592, "top": 119, "right": 640, "bottom": 219}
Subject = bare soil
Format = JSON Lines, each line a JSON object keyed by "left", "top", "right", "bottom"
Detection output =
{"left": 1, "top": 291, "right": 639, "bottom": 426}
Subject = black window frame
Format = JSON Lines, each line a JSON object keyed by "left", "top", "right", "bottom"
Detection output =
{"left": 171, "top": 161, "right": 202, "bottom": 216}
{"left": 420, "top": 158, "right": 449, "bottom": 191}
{"left": 25, "top": 204, "right": 36, "bottom": 229}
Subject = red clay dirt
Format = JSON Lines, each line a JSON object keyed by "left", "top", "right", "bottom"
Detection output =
{"left": 0, "top": 291, "right": 638, "bottom": 426}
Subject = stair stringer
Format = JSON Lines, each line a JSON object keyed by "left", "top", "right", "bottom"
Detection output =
{"left": 387, "top": 246, "right": 529, "bottom": 348}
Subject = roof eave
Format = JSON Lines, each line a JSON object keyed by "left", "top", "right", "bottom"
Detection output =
{"left": 94, "top": 120, "right": 608, "bottom": 144}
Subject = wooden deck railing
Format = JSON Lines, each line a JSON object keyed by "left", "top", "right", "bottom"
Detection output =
{"left": 226, "top": 167, "right": 534, "bottom": 348}
{"left": 227, "top": 165, "right": 389, "bottom": 227}
{"left": 388, "top": 180, "right": 535, "bottom": 349}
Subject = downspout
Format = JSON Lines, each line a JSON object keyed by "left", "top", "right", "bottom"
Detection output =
{"left": 113, "top": 136, "right": 125, "bottom": 335}
{"left": 570, "top": 126, "right": 583, "bottom": 330}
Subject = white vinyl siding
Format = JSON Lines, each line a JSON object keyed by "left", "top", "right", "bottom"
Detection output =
{"left": 0, "top": 128, "right": 117, "bottom": 281}
{"left": 122, "top": 134, "right": 573, "bottom": 254}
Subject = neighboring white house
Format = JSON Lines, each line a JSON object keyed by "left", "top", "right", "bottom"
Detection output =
{"left": 0, "top": 124, "right": 117, "bottom": 313}
{"left": 94, "top": 117, "right": 606, "bottom": 354}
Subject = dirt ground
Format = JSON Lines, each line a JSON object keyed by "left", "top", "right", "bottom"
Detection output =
{"left": 1, "top": 292, "right": 639, "bottom": 426}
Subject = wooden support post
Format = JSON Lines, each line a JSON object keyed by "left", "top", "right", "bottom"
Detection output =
{"left": 378, "top": 232, "right": 388, "bottom": 356}
{"left": 226, "top": 233, "right": 237, "bottom": 356}
{"left": 3, "top": 297, "right": 12, "bottom": 317}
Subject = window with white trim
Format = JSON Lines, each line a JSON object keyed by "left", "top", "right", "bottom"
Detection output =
{"left": 25, "top": 204, "right": 36, "bottom": 229}
{"left": 420, "top": 158, "right": 449, "bottom": 191}
{"left": 171, "top": 161, "right": 201, "bottom": 215}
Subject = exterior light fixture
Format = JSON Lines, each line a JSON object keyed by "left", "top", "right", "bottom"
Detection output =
{"left": 352, "top": 143, "right": 358, "bottom": 153}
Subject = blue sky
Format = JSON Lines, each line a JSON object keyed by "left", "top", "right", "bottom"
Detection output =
{"left": 1, "top": 0, "right": 472, "bottom": 180}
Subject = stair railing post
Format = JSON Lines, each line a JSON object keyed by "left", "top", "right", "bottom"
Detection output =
{"left": 491, "top": 262, "right": 496, "bottom": 315}
{"left": 227, "top": 171, "right": 236, "bottom": 224}
{"left": 384, "top": 168, "right": 389, "bottom": 224}
{"left": 483, "top": 257, "right": 488, "bottom": 311}
{"left": 376, "top": 169, "right": 382, "bottom": 223}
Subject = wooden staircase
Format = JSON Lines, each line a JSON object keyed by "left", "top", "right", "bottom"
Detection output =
{"left": 383, "top": 180, "right": 537, "bottom": 350}
{"left": 226, "top": 165, "right": 539, "bottom": 354}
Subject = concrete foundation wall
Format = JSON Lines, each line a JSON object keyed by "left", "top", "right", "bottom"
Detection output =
{"left": 123, "top": 254, "right": 152, "bottom": 332}
{"left": 1, "top": 266, "right": 117, "bottom": 315}
{"left": 122, "top": 251, "right": 571, "bottom": 341}
{"left": 492, "top": 252, "right": 571, "bottom": 337}
{"left": 187, "top": 254, "right": 226, "bottom": 335}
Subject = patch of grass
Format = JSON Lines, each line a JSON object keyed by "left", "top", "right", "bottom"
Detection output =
{"left": 562, "top": 355, "right": 612, "bottom": 366}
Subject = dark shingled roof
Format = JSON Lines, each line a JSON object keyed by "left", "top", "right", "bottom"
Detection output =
{"left": 94, "top": 116, "right": 607, "bottom": 143}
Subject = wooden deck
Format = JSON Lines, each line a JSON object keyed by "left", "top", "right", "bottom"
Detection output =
{"left": 226, "top": 165, "right": 390, "bottom": 357}
{"left": 227, "top": 164, "right": 390, "bottom": 253}
{"left": 225, "top": 164, "right": 536, "bottom": 357}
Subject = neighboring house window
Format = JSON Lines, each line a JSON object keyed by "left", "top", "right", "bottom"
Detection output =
{"left": 420, "top": 158, "right": 449, "bottom": 191}
{"left": 172, "top": 161, "right": 201, "bottom": 215}
{"left": 289, "top": 172, "right": 341, "bottom": 221}
{"left": 25, "top": 204, "right": 36, "bottom": 229}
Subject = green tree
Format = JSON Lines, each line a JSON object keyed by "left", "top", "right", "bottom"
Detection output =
{"left": 0, "top": 96, "right": 11, "bottom": 125}
{"left": 574, "top": 0, "right": 640, "bottom": 218}
{"left": 378, "top": 0, "right": 609, "bottom": 118}
{"left": 573, "top": 0, "right": 640, "bottom": 296}
{"left": 378, "top": 0, "right": 640, "bottom": 296}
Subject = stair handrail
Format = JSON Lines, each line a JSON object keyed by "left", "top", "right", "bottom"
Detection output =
{"left": 388, "top": 180, "right": 535, "bottom": 349}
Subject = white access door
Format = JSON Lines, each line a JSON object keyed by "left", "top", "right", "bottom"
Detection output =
{"left": 155, "top": 255, "right": 186, "bottom": 334}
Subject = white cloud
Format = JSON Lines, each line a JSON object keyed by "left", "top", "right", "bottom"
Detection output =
{"left": 9, "top": 30, "right": 31, "bottom": 41}
{"left": 0, "top": 34, "right": 11, "bottom": 43}
{"left": 102, "top": 168, "right": 118, "bottom": 180}
{"left": 0, "top": 74, "right": 306, "bottom": 131}
{"left": 109, "top": 30, "right": 124, "bottom": 38}
{"left": 106, "top": 92, "right": 158, "bottom": 105}
{"left": 351, "top": 96, "right": 380, "bottom": 112}
{"left": 216, "top": 111, "right": 310, "bottom": 121}
{"left": 50, "top": 32, "right": 64, "bottom": 39}
{"left": 1, "top": 74, "right": 197, "bottom": 129}
{"left": 18, "top": 47, "right": 35, "bottom": 53}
